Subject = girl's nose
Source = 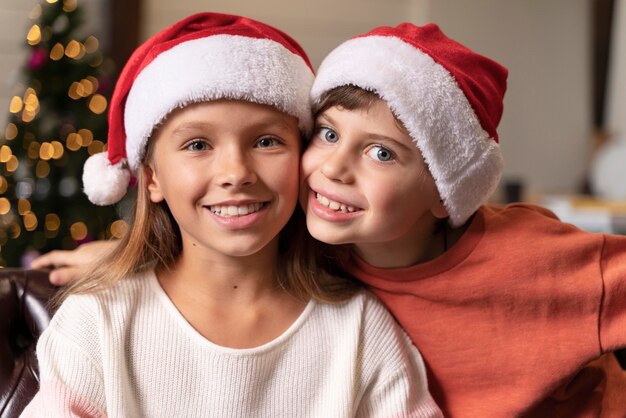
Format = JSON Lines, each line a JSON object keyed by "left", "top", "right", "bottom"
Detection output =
{"left": 215, "top": 148, "right": 257, "bottom": 188}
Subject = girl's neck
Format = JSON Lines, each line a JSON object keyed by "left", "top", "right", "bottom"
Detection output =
{"left": 156, "top": 240, "right": 308, "bottom": 349}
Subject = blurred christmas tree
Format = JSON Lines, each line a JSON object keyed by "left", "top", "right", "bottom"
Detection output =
{"left": 0, "top": 0, "right": 127, "bottom": 267}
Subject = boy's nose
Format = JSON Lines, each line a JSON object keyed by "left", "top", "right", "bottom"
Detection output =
{"left": 320, "top": 146, "right": 354, "bottom": 184}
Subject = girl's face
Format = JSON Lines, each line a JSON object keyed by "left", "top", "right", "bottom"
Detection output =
{"left": 300, "top": 99, "right": 447, "bottom": 266}
{"left": 146, "top": 100, "right": 301, "bottom": 260}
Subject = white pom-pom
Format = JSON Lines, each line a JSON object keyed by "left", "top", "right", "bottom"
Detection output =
{"left": 82, "top": 152, "right": 131, "bottom": 205}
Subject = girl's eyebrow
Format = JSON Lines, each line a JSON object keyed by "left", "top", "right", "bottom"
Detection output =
{"left": 171, "top": 116, "right": 296, "bottom": 136}
{"left": 171, "top": 121, "right": 216, "bottom": 136}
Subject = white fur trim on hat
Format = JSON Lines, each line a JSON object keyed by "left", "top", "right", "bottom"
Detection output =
{"left": 124, "top": 34, "right": 314, "bottom": 173}
{"left": 311, "top": 36, "right": 503, "bottom": 227}
{"left": 82, "top": 152, "right": 131, "bottom": 206}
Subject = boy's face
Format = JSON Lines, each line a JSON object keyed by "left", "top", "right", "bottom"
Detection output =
{"left": 146, "top": 100, "right": 301, "bottom": 260}
{"left": 300, "top": 100, "right": 447, "bottom": 266}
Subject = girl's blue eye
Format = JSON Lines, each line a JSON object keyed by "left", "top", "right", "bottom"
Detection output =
{"left": 187, "top": 140, "right": 209, "bottom": 151}
{"left": 256, "top": 137, "right": 279, "bottom": 148}
{"left": 367, "top": 145, "right": 394, "bottom": 162}
{"left": 319, "top": 127, "right": 338, "bottom": 143}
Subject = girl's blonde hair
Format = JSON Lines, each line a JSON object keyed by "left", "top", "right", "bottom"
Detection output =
{"left": 57, "top": 130, "right": 359, "bottom": 306}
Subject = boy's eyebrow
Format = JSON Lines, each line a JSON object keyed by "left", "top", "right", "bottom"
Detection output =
{"left": 316, "top": 112, "right": 414, "bottom": 152}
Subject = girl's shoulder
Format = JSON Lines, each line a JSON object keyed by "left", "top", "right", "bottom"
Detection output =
{"left": 49, "top": 270, "right": 156, "bottom": 338}
{"left": 313, "top": 290, "right": 411, "bottom": 347}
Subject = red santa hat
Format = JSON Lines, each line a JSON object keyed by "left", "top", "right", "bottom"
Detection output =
{"left": 83, "top": 12, "right": 314, "bottom": 205}
{"left": 311, "top": 23, "right": 508, "bottom": 227}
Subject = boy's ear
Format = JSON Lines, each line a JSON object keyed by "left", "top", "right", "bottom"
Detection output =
{"left": 144, "top": 164, "right": 164, "bottom": 203}
{"left": 431, "top": 197, "right": 449, "bottom": 220}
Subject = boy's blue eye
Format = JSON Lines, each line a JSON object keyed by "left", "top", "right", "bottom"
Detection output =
{"left": 319, "top": 127, "right": 338, "bottom": 143}
{"left": 367, "top": 145, "right": 394, "bottom": 162}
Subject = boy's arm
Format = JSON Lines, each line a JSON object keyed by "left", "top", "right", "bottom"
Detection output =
{"left": 30, "top": 240, "right": 117, "bottom": 285}
{"left": 598, "top": 233, "right": 626, "bottom": 352}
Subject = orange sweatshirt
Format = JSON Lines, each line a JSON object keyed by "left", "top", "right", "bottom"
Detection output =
{"left": 349, "top": 204, "right": 626, "bottom": 417}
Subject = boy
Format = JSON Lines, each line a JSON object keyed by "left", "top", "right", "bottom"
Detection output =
{"left": 301, "top": 23, "right": 626, "bottom": 417}
{"left": 33, "top": 22, "right": 626, "bottom": 417}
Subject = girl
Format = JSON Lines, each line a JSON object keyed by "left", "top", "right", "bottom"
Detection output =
{"left": 22, "top": 13, "right": 442, "bottom": 418}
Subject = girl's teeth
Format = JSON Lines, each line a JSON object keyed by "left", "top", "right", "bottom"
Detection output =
{"left": 211, "top": 203, "right": 263, "bottom": 217}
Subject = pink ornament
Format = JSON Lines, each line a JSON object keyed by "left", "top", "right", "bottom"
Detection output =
{"left": 27, "top": 47, "right": 48, "bottom": 70}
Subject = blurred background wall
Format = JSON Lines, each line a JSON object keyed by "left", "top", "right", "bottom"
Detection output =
{"left": 1, "top": 0, "right": 623, "bottom": 199}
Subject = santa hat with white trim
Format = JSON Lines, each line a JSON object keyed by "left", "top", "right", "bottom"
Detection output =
{"left": 83, "top": 12, "right": 314, "bottom": 205}
{"left": 311, "top": 23, "right": 508, "bottom": 227}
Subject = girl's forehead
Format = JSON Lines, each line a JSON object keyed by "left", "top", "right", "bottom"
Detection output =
{"left": 165, "top": 100, "right": 299, "bottom": 127}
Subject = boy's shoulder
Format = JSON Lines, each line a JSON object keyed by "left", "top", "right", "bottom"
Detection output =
{"left": 482, "top": 202, "right": 560, "bottom": 222}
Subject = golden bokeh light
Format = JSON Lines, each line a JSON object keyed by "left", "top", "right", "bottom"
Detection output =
{"left": 46, "top": 0, "right": 58, "bottom": 3}
{"left": 88, "top": 140, "right": 105, "bottom": 155}
{"left": 63, "top": 0, "right": 77, "bottom": 12}
{"left": 0, "top": 177, "right": 7, "bottom": 194}
{"left": 0, "top": 146, "right": 12, "bottom": 163}
{"left": 66, "top": 133, "right": 81, "bottom": 151}
{"left": 70, "top": 221, "right": 88, "bottom": 240}
{"left": 9, "top": 96, "right": 23, "bottom": 114}
{"left": 23, "top": 211, "right": 38, "bottom": 231}
{"left": 39, "top": 142, "right": 54, "bottom": 160}
{"left": 68, "top": 81, "right": 84, "bottom": 100}
{"left": 65, "top": 40, "right": 85, "bottom": 59}
{"left": 6, "top": 156, "right": 18, "bottom": 172}
{"left": 84, "top": 36, "right": 99, "bottom": 53}
{"left": 5, "top": 123, "right": 18, "bottom": 140}
{"left": 27, "top": 25, "right": 41, "bottom": 46}
{"left": 27, "top": 141, "right": 41, "bottom": 159}
{"left": 36, "top": 160, "right": 50, "bottom": 178}
{"left": 17, "top": 199, "right": 31, "bottom": 215}
{"left": 24, "top": 89, "right": 40, "bottom": 113}
{"left": 9, "top": 223, "right": 21, "bottom": 239}
{"left": 0, "top": 198, "right": 10, "bottom": 215}
{"left": 21, "top": 109, "right": 36, "bottom": 123}
{"left": 88, "top": 94, "right": 107, "bottom": 114}
{"left": 45, "top": 213, "right": 61, "bottom": 231}
{"left": 88, "top": 51, "right": 104, "bottom": 67}
{"left": 51, "top": 140, "right": 64, "bottom": 159}
{"left": 78, "top": 129, "right": 93, "bottom": 146}
{"left": 86, "top": 76, "right": 99, "bottom": 92}
{"left": 79, "top": 78, "right": 95, "bottom": 96}
{"left": 50, "top": 43, "right": 64, "bottom": 61}
{"left": 110, "top": 220, "right": 129, "bottom": 238}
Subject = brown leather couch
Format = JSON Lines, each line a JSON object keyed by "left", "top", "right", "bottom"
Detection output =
{"left": 0, "top": 269, "right": 58, "bottom": 418}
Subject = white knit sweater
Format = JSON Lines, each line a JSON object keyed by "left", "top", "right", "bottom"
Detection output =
{"left": 22, "top": 271, "right": 442, "bottom": 418}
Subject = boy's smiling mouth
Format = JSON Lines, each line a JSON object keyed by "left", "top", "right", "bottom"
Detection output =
{"left": 315, "top": 192, "right": 360, "bottom": 213}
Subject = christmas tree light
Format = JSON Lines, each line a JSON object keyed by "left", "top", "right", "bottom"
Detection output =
{"left": 0, "top": 0, "right": 127, "bottom": 266}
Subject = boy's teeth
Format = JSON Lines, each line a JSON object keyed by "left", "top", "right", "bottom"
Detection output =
{"left": 210, "top": 203, "right": 263, "bottom": 217}
{"left": 316, "top": 193, "right": 356, "bottom": 213}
